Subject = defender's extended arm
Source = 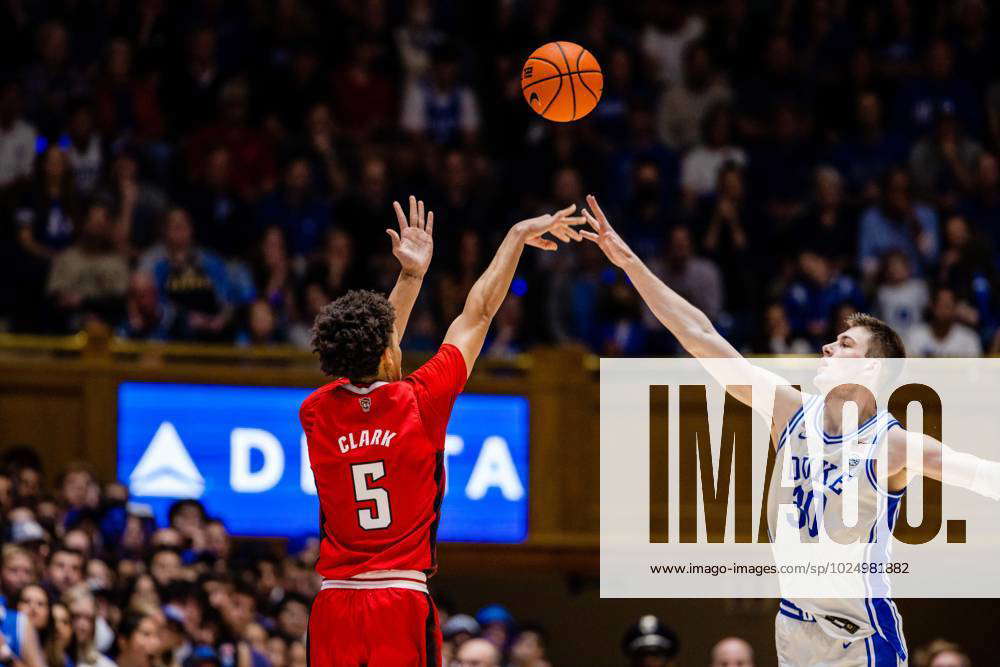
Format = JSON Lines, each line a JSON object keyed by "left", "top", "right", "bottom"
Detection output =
{"left": 580, "top": 194, "right": 800, "bottom": 434}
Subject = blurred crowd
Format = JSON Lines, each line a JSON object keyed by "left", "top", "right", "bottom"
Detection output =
{"left": 0, "top": 446, "right": 979, "bottom": 665}
{"left": 0, "top": 446, "right": 713, "bottom": 667}
{"left": 2, "top": 0, "right": 1000, "bottom": 358}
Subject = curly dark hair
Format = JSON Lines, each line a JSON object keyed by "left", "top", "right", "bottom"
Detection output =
{"left": 311, "top": 290, "right": 395, "bottom": 380}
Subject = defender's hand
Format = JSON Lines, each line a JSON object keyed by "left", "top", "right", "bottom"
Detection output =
{"left": 513, "top": 204, "right": 584, "bottom": 251}
{"left": 580, "top": 194, "right": 636, "bottom": 267}
{"left": 388, "top": 195, "right": 434, "bottom": 278}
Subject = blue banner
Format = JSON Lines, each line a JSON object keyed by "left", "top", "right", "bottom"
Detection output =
{"left": 117, "top": 382, "right": 529, "bottom": 542}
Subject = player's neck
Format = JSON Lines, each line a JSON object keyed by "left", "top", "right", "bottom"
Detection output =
{"left": 821, "top": 392, "right": 877, "bottom": 437}
{"left": 351, "top": 372, "right": 391, "bottom": 386}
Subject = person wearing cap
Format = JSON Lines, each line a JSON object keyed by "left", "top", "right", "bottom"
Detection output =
{"left": 621, "top": 614, "right": 680, "bottom": 666}
{"left": 475, "top": 604, "right": 515, "bottom": 652}
{"left": 8, "top": 520, "right": 47, "bottom": 551}
{"left": 443, "top": 613, "right": 480, "bottom": 644}
{"left": 442, "top": 613, "right": 480, "bottom": 664}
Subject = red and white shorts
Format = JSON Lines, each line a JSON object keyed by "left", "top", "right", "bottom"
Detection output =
{"left": 308, "top": 570, "right": 441, "bottom": 667}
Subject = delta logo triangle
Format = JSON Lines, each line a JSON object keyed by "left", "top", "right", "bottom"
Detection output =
{"left": 129, "top": 421, "right": 206, "bottom": 498}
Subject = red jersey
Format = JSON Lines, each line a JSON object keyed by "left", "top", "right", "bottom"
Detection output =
{"left": 300, "top": 344, "right": 467, "bottom": 580}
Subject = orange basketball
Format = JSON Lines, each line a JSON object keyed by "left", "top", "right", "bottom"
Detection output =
{"left": 521, "top": 41, "right": 603, "bottom": 122}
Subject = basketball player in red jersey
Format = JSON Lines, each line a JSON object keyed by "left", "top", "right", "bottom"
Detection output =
{"left": 301, "top": 196, "right": 581, "bottom": 666}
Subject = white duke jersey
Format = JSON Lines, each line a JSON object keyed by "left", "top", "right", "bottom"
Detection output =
{"left": 767, "top": 393, "right": 908, "bottom": 663}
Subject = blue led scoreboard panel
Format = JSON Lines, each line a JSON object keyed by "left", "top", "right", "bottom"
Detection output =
{"left": 117, "top": 382, "right": 529, "bottom": 542}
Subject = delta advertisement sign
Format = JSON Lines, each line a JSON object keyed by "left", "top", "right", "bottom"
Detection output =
{"left": 117, "top": 382, "right": 529, "bottom": 542}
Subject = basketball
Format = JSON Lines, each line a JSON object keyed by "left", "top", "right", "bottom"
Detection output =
{"left": 521, "top": 41, "right": 603, "bottom": 122}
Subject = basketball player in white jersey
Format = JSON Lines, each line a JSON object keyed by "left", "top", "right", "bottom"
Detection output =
{"left": 579, "top": 195, "right": 1000, "bottom": 666}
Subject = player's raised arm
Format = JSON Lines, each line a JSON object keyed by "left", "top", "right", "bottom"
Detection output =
{"left": 386, "top": 195, "right": 434, "bottom": 343}
{"left": 884, "top": 427, "right": 1000, "bottom": 500}
{"left": 580, "top": 193, "right": 741, "bottom": 360}
{"left": 580, "top": 194, "right": 799, "bottom": 430}
{"left": 444, "top": 205, "right": 582, "bottom": 377}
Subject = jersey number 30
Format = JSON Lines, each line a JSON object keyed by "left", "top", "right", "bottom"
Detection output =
{"left": 351, "top": 461, "right": 392, "bottom": 530}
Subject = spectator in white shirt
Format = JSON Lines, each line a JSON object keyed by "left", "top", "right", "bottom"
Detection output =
{"left": 0, "top": 81, "right": 38, "bottom": 193}
{"left": 680, "top": 104, "right": 746, "bottom": 207}
{"left": 640, "top": 4, "right": 705, "bottom": 87}
{"left": 657, "top": 41, "right": 732, "bottom": 151}
{"left": 907, "top": 286, "right": 983, "bottom": 357}
{"left": 400, "top": 43, "right": 479, "bottom": 145}
{"left": 875, "top": 250, "right": 929, "bottom": 338}
{"left": 394, "top": 0, "right": 443, "bottom": 84}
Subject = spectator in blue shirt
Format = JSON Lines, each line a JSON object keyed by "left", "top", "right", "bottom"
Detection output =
{"left": 858, "top": 168, "right": 939, "bottom": 280}
{"left": 784, "top": 249, "right": 866, "bottom": 342}
{"left": 828, "top": 91, "right": 907, "bottom": 197}
{"left": 597, "top": 276, "right": 647, "bottom": 356}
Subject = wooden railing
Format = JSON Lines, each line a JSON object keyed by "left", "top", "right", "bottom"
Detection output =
{"left": 0, "top": 330, "right": 545, "bottom": 372}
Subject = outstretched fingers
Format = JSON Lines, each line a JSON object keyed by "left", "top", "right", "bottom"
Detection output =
{"left": 386, "top": 228, "right": 401, "bottom": 248}
{"left": 561, "top": 216, "right": 586, "bottom": 240}
{"left": 408, "top": 195, "right": 419, "bottom": 228}
{"left": 586, "top": 194, "right": 608, "bottom": 224}
{"left": 579, "top": 230, "right": 600, "bottom": 242}
{"left": 417, "top": 199, "right": 425, "bottom": 230}
{"left": 525, "top": 237, "right": 557, "bottom": 251}
{"left": 549, "top": 225, "right": 571, "bottom": 243}
{"left": 426, "top": 210, "right": 434, "bottom": 235}
{"left": 393, "top": 200, "right": 408, "bottom": 232}
{"left": 549, "top": 203, "right": 577, "bottom": 226}
{"left": 582, "top": 209, "right": 602, "bottom": 232}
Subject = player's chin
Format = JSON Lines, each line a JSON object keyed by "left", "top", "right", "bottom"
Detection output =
{"left": 813, "top": 369, "right": 833, "bottom": 394}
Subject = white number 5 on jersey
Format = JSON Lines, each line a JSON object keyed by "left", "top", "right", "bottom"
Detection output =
{"left": 351, "top": 461, "right": 392, "bottom": 530}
